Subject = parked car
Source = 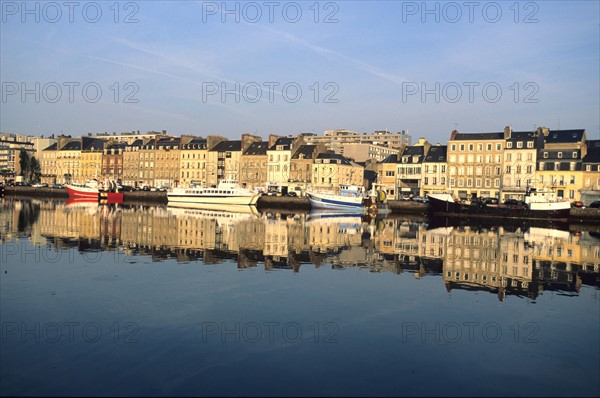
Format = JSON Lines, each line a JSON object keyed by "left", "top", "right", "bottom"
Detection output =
{"left": 119, "top": 185, "right": 134, "bottom": 192}
{"left": 412, "top": 196, "right": 428, "bottom": 203}
{"left": 158, "top": 187, "right": 168, "bottom": 192}
{"left": 504, "top": 199, "right": 527, "bottom": 208}
{"left": 142, "top": 185, "right": 151, "bottom": 191}
{"left": 32, "top": 183, "right": 44, "bottom": 188}
{"left": 287, "top": 191, "right": 297, "bottom": 197}
{"left": 401, "top": 194, "right": 412, "bottom": 201}
{"left": 589, "top": 200, "right": 600, "bottom": 209}
{"left": 483, "top": 197, "right": 499, "bottom": 205}
{"left": 571, "top": 200, "right": 584, "bottom": 208}
{"left": 51, "top": 184, "right": 64, "bottom": 189}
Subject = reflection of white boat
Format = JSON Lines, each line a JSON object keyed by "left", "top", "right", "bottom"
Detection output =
{"left": 306, "top": 211, "right": 363, "bottom": 234}
{"left": 167, "top": 203, "right": 260, "bottom": 222}
{"left": 167, "top": 202, "right": 260, "bottom": 216}
{"left": 525, "top": 227, "right": 571, "bottom": 241}
{"left": 167, "top": 180, "right": 260, "bottom": 206}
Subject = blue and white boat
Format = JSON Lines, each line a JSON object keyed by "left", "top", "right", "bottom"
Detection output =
{"left": 307, "top": 185, "right": 367, "bottom": 210}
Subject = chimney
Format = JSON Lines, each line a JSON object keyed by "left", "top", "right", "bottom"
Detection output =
{"left": 207, "top": 135, "right": 227, "bottom": 150}
{"left": 268, "top": 134, "right": 280, "bottom": 148}
{"left": 504, "top": 125, "right": 512, "bottom": 139}
{"left": 450, "top": 130, "right": 458, "bottom": 140}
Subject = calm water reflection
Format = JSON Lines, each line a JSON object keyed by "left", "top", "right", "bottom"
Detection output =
{"left": 1, "top": 198, "right": 599, "bottom": 396}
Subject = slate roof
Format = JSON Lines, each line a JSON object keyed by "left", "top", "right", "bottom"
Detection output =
{"left": 61, "top": 141, "right": 81, "bottom": 151}
{"left": 545, "top": 129, "right": 585, "bottom": 144}
{"left": 243, "top": 142, "right": 269, "bottom": 156}
{"left": 269, "top": 137, "right": 295, "bottom": 150}
{"left": 156, "top": 138, "right": 180, "bottom": 149}
{"left": 43, "top": 143, "right": 57, "bottom": 151}
{"left": 181, "top": 138, "right": 207, "bottom": 150}
{"left": 211, "top": 140, "right": 242, "bottom": 152}
{"left": 583, "top": 147, "right": 600, "bottom": 164}
{"left": 424, "top": 145, "right": 447, "bottom": 162}
{"left": 316, "top": 152, "right": 352, "bottom": 166}
{"left": 453, "top": 132, "right": 504, "bottom": 141}
{"left": 292, "top": 144, "right": 318, "bottom": 159}
{"left": 379, "top": 154, "right": 401, "bottom": 164}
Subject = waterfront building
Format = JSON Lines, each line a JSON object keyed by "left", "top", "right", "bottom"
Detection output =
{"left": 179, "top": 137, "right": 209, "bottom": 188}
{"left": 311, "top": 153, "right": 364, "bottom": 192}
{"left": 40, "top": 142, "right": 58, "bottom": 185}
{"left": 290, "top": 144, "right": 325, "bottom": 193}
{"left": 80, "top": 138, "right": 105, "bottom": 182}
{"left": 266, "top": 136, "right": 295, "bottom": 190}
{"left": 376, "top": 154, "right": 401, "bottom": 199}
{"left": 581, "top": 140, "right": 600, "bottom": 204}
{"left": 0, "top": 133, "right": 35, "bottom": 181}
{"left": 138, "top": 139, "right": 156, "bottom": 187}
{"left": 240, "top": 141, "right": 269, "bottom": 190}
{"left": 447, "top": 130, "right": 504, "bottom": 200}
{"left": 122, "top": 139, "right": 143, "bottom": 187}
{"left": 154, "top": 137, "right": 181, "bottom": 188}
{"left": 102, "top": 141, "right": 127, "bottom": 183}
{"left": 501, "top": 126, "right": 543, "bottom": 201}
{"left": 421, "top": 145, "right": 447, "bottom": 196}
{"left": 396, "top": 138, "right": 431, "bottom": 197}
{"left": 206, "top": 134, "right": 261, "bottom": 186}
{"left": 536, "top": 129, "right": 586, "bottom": 201}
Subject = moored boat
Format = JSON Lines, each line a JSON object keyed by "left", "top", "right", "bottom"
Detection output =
{"left": 65, "top": 179, "right": 124, "bottom": 204}
{"left": 306, "top": 185, "right": 368, "bottom": 210}
{"left": 167, "top": 180, "right": 260, "bottom": 206}
{"left": 427, "top": 187, "right": 571, "bottom": 219}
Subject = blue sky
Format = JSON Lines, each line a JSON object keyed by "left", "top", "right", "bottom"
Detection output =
{"left": 1, "top": 0, "right": 599, "bottom": 143}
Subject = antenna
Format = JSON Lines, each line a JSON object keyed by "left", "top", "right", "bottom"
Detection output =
{"left": 558, "top": 119, "right": 560, "bottom": 130}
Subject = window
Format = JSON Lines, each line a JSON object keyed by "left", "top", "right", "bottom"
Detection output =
{"left": 469, "top": 144, "right": 474, "bottom": 151}
{"left": 385, "top": 170, "right": 395, "bottom": 177}
{"left": 487, "top": 144, "right": 492, "bottom": 151}
{"left": 572, "top": 152, "right": 577, "bottom": 158}
{"left": 517, "top": 142, "right": 523, "bottom": 148}
{"left": 586, "top": 165, "right": 591, "bottom": 171}
{"left": 527, "top": 165, "right": 532, "bottom": 173}
{"left": 496, "top": 144, "right": 502, "bottom": 150}
{"left": 506, "top": 142, "right": 513, "bottom": 148}
{"left": 460, "top": 144, "right": 465, "bottom": 151}
{"left": 558, "top": 152, "right": 563, "bottom": 158}
{"left": 451, "top": 144, "right": 456, "bottom": 151}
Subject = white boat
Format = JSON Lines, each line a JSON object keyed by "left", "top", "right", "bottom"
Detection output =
{"left": 524, "top": 187, "right": 571, "bottom": 213}
{"left": 167, "top": 180, "right": 260, "bottom": 206}
{"left": 306, "top": 185, "right": 367, "bottom": 210}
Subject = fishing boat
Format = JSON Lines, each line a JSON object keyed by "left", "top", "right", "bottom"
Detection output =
{"left": 167, "top": 180, "right": 260, "bottom": 206}
{"left": 65, "top": 179, "right": 124, "bottom": 204}
{"left": 307, "top": 185, "right": 387, "bottom": 211}
{"left": 427, "top": 187, "right": 571, "bottom": 219}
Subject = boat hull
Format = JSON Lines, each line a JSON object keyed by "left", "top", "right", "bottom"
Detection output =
{"left": 307, "top": 192, "right": 364, "bottom": 210}
{"left": 427, "top": 193, "right": 570, "bottom": 219}
{"left": 65, "top": 184, "right": 98, "bottom": 199}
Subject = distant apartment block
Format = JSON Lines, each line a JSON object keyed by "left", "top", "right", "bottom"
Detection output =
{"left": 302, "top": 129, "right": 410, "bottom": 152}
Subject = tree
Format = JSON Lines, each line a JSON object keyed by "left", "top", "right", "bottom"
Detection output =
{"left": 29, "top": 157, "right": 41, "bottom": 183}
{"left": 19, "top": 149, "right": 30, "bottom": 180}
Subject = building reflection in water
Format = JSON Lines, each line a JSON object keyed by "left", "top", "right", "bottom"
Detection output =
{"left": 2, "top": 198, "right": 599, "bottom": 301}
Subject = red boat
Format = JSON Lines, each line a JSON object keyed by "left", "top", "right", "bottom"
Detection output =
{"left": 64, "top": 179, "right": 124, "bottom": 204}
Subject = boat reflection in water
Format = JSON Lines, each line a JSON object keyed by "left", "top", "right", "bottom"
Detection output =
{"left": 2, "top": 197, "right": 598, "bottom": 300}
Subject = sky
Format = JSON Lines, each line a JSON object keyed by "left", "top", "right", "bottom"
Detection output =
{"left": 1, "top": 0, "right": 599, "bottom": 144}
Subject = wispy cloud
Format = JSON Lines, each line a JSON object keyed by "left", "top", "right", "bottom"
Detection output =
{"left": 261, "top": 27, "right": 409, "bottom": 85}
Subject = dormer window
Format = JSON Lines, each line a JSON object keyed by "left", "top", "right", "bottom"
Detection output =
{"left": 543, "top": 152, "right": 548, "bottom": 158}
{"left": 516, "top": 142, "right": 523, "bottom": 148}
{"left": 572, "top": 152, "right": 577, "bottom": 158}
{"left": 558, "top": 152, "right": 563, "bottom": 158}
{"left": 506, "top": 142, "right": 513, "bottom": 148}
{"left": 402, "top": 157, "right": 408, "bottom": 163}
{"left": 527, "top": 141, "right": 533, "bottom": 148}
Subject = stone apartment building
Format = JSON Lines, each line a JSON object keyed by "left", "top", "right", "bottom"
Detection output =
{"left": 447, "top": 130, "right": 504, "bottom": 200}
